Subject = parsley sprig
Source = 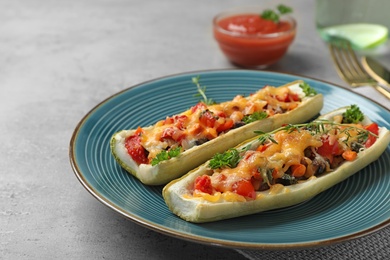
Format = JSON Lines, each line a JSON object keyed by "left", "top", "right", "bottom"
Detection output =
{"left": 192, "top": 76, "right": 215, "bottom": 105}
{"left": 342, "top": 104, "right": 364, "bottom": 123}
{"left": 242, "top": 111, "right": 268, "bottom": 124}
{"left": 261, "top": 4, "right": 293, "bottom": 23}
{"left": 209, "top": 148, "right": 241, "bottom": 169}
{"left": 299, "top": 82, "right": 317, "bottom": 96}
{"left": 151, "top": 147, "right": 181, "bottom": 166}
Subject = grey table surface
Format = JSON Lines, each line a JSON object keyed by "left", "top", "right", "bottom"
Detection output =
{"left": 1, "top": 0, "right": 389, "bottom": 259}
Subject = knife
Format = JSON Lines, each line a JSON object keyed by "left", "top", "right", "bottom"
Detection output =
{"left": 361, "top": 56, "right": 390, "bottom": 88}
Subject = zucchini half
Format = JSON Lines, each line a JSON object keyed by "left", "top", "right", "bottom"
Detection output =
{"left": 111, "top": 80, "right": 323, "bottom": 185}
{"left": 162, "top": 107, "right": 390, "bottom": 223}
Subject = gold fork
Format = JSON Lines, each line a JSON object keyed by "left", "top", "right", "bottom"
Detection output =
{"left": 328, "top": 38, "right": 390, "bottom": 100}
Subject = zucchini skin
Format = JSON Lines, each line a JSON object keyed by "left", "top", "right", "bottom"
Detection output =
{"left": 162, "top": 109, "right": 390, "bottom": 223}
{"left": 111, "top": 80, "right": 324, "bottom": 185}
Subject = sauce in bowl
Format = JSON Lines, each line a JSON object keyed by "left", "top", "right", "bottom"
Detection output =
{"left": 213, "top": 12, "right": 296, "bottom": 68}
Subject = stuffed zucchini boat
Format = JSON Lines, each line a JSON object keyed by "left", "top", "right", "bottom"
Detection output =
{"left": 111, "top": 79, "right": 323, "bottom": 185}
{"left": 163, "top": 105, "right": 390, "bottom": 223}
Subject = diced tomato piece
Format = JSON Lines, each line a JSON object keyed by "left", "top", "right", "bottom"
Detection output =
{"left": 161, "top": 127, "right": 185, "bottom": 142}
{"left": 161, "top": 127, "right": 175, "bottom": 139}
{"left": 232, "top": 180, "right": 256, "bottom": 199}
{"left": 288, "top": 93, "right": 300, "bottom": 102}
{"left": 134, "top": 126, "right": 144, "bottom": 135}
{"left": 174, "top": 131, "right": 185, "bottom": 142}
{"left": 191, "top": 102, "right": 207, "bottom": 113}
{"left": 199, "top": 110, "right": 217, "bottom": 128}
{"left": 173, "top": 115, "right": 188, "bottom": 130}
{"left": 194, "top": 175, "right": 213, "bottom": 194}
{"left": 124, "top": 134, "right": 148, "bottom": 165}
{"left": 216, "top": 118, "right": 234, "bottom": 132}
{"left": 217, "top": 111, "right": 227, "bottom": 118}
{"left": 317, "top": 136, "right": 342, "bottom": 163}
{"left": 276, "top": 92, "right": 300, "bottom": 102}
{"left": 163, "top": 117, "right": 174, "bottom": 125}
{"left": 364, "top": 123, "right": 379, "bottom": 148}
{"left": 365, "top": 123, "right": 379, "bottom": 135}
{"left": 188, "top": 123, "right": 203, "bottom": 136}
{"left": 163, "top": 115, "right": 189, "bottom": 130}
{"left": 331, "top": 142, "right": 342, "bottom": 155}
{"left": 276, "top": 93, "right": 287, "bottom": 102}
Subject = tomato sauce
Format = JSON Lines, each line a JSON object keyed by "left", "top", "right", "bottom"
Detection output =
{"left": 213, "top": 14, "right": 296, "bottom": 67}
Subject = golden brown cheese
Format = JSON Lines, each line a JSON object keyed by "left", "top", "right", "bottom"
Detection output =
{"left": 138, "top": 85, "right": 302, "bottom": 162}
{"left": 204, "top": 130, "right": 322, "bottom": 200}
{"left": 191, "top": 121, "right": 376, "bottom": 203}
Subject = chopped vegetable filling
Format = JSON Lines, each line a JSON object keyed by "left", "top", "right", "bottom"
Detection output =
{"left": 125, "top": 81, "right": 315, "bottom": 165}
{"left": 192, "top": 111, "right": 379, "bottom": 201}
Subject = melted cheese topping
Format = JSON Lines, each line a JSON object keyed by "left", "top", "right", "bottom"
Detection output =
{"left": 211, "top": 130, "right": 323, "bottom": 192}
{"left": 192, "top": 120, "right": 375, "bottom": 203}
{"left": 137, "top": 85, "right": 304, "bottom": 162}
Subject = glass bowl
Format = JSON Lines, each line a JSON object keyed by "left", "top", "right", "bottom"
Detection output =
{"left": 213, "top": 9, "right": 297, "bottom": 68}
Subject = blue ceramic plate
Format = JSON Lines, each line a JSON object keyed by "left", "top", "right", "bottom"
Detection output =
{"left": 70, "top": 70, "right": 390, "bottom": 249}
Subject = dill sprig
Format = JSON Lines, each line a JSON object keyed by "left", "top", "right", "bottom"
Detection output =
{"left": 255, "top": 131, "right": 279, "bottom": 145}
{"left": 254, "top": 120, "right": 377, "bottom": 146}
{"left": 192, "top": 76, "right": 215, "bottom": 105}
{"left": 209, "top": 120, "right": 377, "bottom": 170}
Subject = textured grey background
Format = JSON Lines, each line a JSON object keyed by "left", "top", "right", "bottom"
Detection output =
{"left": 1, "top": 0, "right": 388, "bottom": 259}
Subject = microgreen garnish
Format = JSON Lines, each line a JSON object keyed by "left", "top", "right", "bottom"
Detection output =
{"left": 261, "top": 4, "right": 293, "bottom": 23}
{"left": 151, "top": 147, "right": 181, "bottom": 166}
{"left": 299, "top": 82, "right": 317, "bottom": 96}
{"left": 192, "top": 76, "right": 215, "bottom": 105}
{"left": 342, "top": 104, "right": 365, "bottom": 124}
{"left": 242, "top": 111, "right": 268, "bottom": 124}
{"left": 255, "top": 120, "right": 377, "bottom": 147}
{"left": 342, "top": 125, "right": 370, "bottom": 146}
{"left": 209, "top": 118, "right": 377, "bottom": 170}
{"left": 209, "top": 148, "right": 241, "bottom": 169}
{"left": 255, "top": 131, "right": 279, "bottom": 145}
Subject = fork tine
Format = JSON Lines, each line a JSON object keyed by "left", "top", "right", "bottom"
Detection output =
{"left": 329, "top": 39, "right": 375, "bottom": 86}
{"left": 329, "top": 41, "right": 355, "bottom": 85}
{"left": 329, "top": 39, "right": 390, "bottom": 99}
{"left": 343, "top": 41, "right": 372, "bottom": 81}
{"left": 339, "top": 41, "right": 362, "bottom": 80}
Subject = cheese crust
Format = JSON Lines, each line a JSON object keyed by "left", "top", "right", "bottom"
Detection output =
{"left": 111, "top": 80, "right": 323, "bottom": 185}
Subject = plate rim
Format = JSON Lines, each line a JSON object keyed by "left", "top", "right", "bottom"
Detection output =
{"left": 69, "top": 69, "right": 390, "bottom": 250}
